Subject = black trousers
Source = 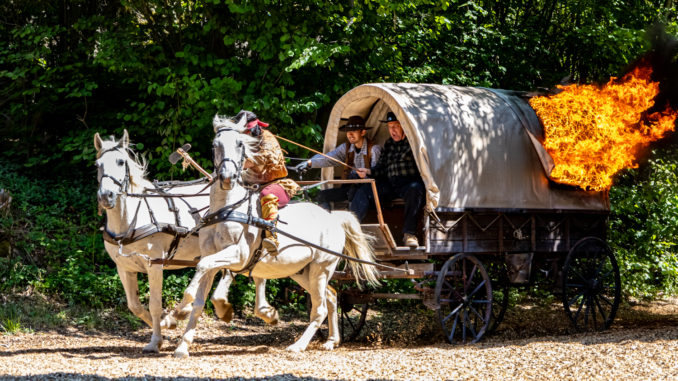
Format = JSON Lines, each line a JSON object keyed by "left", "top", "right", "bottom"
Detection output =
{"left": 350, "top": 176, "right": 425, "bottom": 235}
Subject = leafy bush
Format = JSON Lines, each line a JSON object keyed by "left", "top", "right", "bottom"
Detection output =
{"left": 609, "top": 148, "right": 678, "bottom": 299}
{"left": 0, "top": 160, "right": 121, "bottom": 306}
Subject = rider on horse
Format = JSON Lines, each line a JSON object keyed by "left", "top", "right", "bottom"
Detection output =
{"left": 236, "top": 110, "right": 300, "bottom": 255}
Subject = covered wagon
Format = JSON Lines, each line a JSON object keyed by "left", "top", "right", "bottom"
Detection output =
{"left": 310, "top": 83, "right": 621, "bottom": 343}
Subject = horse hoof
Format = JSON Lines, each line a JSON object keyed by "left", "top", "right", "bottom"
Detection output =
{"left": 142, "top": 344, "right": 160, "bottom": 353}
{"left": 215, "top": 302, "right": 233, "bottom": 323}
{"left": 321, "top": 341, "right": 336, "bottom": 351}
{"left": 256, "top": 307, "right": 279, "bottom": 325}
{"left": 285, "top": 344, "right": 304, "bottom": 353}
{"left": 161, "top": 316, "right": 177, "bottom": 330}
{"left": 183, "top": 291, "right": 195, "bottom": 305}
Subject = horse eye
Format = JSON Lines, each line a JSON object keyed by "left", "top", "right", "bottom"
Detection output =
{"left": 117, "top": 159, "right": 124, "bottom": 166}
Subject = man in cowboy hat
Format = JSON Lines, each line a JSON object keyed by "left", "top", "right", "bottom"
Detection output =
{"left": 295, "top": 115, "right": 382, "bottom": 210}
{"left": 354, "top": 111, "right": 425, "bottom": 247}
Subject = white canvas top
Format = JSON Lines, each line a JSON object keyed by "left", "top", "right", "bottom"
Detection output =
{"left": 323, "top": 83, "right": 609, "bottom": 211}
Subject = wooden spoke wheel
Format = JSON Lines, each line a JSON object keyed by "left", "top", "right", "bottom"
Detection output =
{"left": 485, "top": 258, "right": 510, "bottom": 334}
{"left": 562, "top": 237, "right": 621, "bottom": 331}
{"left": 338, "top": 292, "right": 370, "bottom": 342}
{"left": 435, "top": 253, "right": 493, "bottom": 344}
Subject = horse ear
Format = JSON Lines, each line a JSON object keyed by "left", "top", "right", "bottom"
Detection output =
{"left": 94, "top": 133, "right": 103, "bottom": 152}
{"left": 213, "top": 114, "right": 221, "bottom": 133}
{"left": 237, "top": 114, "right": 248, "bottom": 129}
{"left": 119, "top": 129, "right": 130, "bottom": 148}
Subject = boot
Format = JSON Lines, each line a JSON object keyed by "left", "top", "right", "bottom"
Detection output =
{"left": 261, "top": 193, "right": 280, "bottom": 254}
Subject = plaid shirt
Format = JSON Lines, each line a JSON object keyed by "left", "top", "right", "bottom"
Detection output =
{"left": 371, "top": 137, "right": 420, "bottom": 180}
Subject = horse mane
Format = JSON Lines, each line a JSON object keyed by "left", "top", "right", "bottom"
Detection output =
{"left": 97, "top": 137, "right": 149, "bottom": 190}
{"left": 212, "top": 114, "right": 262, "bottom": 162}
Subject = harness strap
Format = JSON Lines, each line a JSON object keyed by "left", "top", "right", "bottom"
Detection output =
{"left": 102, "top": 222, "right": 196, "bottom": 245}
{"left": 149, "top": 258, "right": 200, "bottom": 267}
{"left": 200, "top": 209, "right": 408, "bottom": 273}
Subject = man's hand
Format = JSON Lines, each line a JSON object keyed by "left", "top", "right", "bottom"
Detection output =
{"left": 356, "top": 168, "right": 370, "bottom": 179}
{"left": 294, "top": 160, "right": 310, "bottom": 173}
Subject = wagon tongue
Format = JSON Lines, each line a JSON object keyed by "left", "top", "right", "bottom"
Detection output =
{"left": 529, "top": 64, "right": 677, "bottom": 191}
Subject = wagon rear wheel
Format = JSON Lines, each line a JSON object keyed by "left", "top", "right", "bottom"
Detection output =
{"left": 435, "top": 253, "right": 492, "bottom": 344}
{"left": 338, "top": 291, "right": 370, "bottom": 342}
{"left": 562, "top": 237, "right": 621, "bottom": 331}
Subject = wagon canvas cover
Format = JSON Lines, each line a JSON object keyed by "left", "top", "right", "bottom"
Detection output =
{"left": 323, "top": 83, "right": 609, "bottom": 211}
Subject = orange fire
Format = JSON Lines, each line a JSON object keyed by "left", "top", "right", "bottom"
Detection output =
{"left": 529, "top": 65, "right": 677, "bottom": 191}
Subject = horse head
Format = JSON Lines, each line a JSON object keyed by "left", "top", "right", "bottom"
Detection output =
{"left": 211, "top": 114, "right": 256, "bottom": 190}
{"left": 93, "top": 129, "right": 144, "bottom": 209}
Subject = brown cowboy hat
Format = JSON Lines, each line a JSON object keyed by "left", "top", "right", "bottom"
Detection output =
{"left": 339, "top": 115, "right": 373, "bottom": 131}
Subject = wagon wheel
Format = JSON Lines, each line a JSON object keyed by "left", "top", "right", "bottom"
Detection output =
{"left": 435, "top": 253, "right": 493, "bottom": 344}
{"left": 485, "top": 258, "right": 510, "bottom": 334}
{"left": 561, "top": 237, "right": 621, "bottom": 331}
{"left": 338, "top": 291, "right": 370, "bottom": 342}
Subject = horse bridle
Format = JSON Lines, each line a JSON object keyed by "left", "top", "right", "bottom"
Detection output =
{"left": 97, "top": 146, "right": 131, "bottom": 196}
{"left": 214, "top": 127, "right": 246, "bottom": 184}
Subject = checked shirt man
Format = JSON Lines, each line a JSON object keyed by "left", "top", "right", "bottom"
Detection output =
{"left": 354, "top": 112, "right": 425, "bottom": 247}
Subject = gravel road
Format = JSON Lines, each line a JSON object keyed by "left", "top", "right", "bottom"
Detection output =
{"left": 1, "top": 299, "right": 677, "bottom": 380}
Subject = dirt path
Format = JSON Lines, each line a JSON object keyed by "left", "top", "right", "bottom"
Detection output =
{"left": 1, "top": 299, "right": 678, "bottom": 380}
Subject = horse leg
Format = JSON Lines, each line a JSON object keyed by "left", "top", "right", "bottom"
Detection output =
{"left": 116, "top": 267, "right": 152, "bottom": 327}
{"left": 143, "top": 265, "right": 164, "bottom": 353}
{"left": 183, "top": 245, "right": 241, "bottom": 304}
{"left": 211, "top": 270, "right": 234, "bottom": 323}
{"left": 324, "top": 285, "right": 339, "bottom": 350}
{"left": 174, "top": 268, "right": 218, "bottom": 358}
{"left": 162, "top": 270, "right": 227, "bottom": 329}
{"left": 253, "top": 277, "right": 278, "bottom": 325}
{"left": 286, "top": 265, "right": 332, "bottom": 352}
{"left": 160, "top": 297, "right": 191, "bottom": 330}
{"left": 290, "top": 270, "right": 339, "bottom": 350}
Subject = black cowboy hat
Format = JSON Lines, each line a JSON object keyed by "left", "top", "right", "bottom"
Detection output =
{"left": 338, "top": 115, "right": 372, "bottom": 131}
{"left": 380, "top": 111, "right": 398, "bottom": 123}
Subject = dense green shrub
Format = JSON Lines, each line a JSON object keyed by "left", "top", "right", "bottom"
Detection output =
{"left": 0, "top": 159, "right": 120, "bottom": 306}
{"left": 609, "top": 149, "right": 678, "bottom": 299}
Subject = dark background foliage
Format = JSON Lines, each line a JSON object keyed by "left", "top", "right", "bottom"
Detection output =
{"left": 0, "top": 0, "right": 677, "bottom": 315}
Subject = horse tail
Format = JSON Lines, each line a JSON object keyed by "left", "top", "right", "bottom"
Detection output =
{"left": 334, "top": 211, "right": 380, "bottom": 289}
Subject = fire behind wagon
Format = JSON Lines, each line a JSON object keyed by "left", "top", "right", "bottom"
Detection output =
{"left": 300, "top": 83, "right": 621, "bottom": 344}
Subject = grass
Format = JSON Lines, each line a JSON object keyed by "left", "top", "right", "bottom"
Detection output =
{"left": 0, "top": 293, "right": 143, "bottom": 334}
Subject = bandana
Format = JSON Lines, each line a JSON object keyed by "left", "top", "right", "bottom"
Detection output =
{"left": 247, "top": 119, "right": 269, "bottom": 130}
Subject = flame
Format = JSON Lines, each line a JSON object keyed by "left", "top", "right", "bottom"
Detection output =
{"left": 529, "top": 65, "right": 677, "bottom": 191}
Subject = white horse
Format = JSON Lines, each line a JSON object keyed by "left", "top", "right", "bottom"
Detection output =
{"left": 94, "top": 130, "right": 237, "bottom": 352}
{"left": 174, "top": 115, "right": 380, "bottom": 357}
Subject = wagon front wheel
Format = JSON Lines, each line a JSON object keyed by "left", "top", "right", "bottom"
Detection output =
{"left": 435, "top": 253, "right": 492, "bottom": 344}
{"left": 562, "top": 237, "right": 621, "bottom": 331}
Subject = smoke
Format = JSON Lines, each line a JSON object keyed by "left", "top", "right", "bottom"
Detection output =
{"left": 644, "top": 24, "right": 678, "bottom": 113}
{"left": 624, "top": 24, "right": 678, "bottom": 147}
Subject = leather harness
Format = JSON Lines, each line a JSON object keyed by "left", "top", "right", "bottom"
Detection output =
{"left": 99, "top": 146, "right": 210, "bottom": 267}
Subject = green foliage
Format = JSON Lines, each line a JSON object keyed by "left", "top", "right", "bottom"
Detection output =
{"left": 609, "top": 149, "right": 678, "bottom": 299}
{"left": 0, "top": 303, "right": 25, "bottom": 334}
{"left": 0, "top": 159, "right": 119, "bottom": 306}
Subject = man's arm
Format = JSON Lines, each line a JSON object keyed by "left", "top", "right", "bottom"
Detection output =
{"left": 357, "top": 141, "right": 389, "bottom": 178}
{"left": 308, "top": 142, "right": 347, "bottom": 168}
